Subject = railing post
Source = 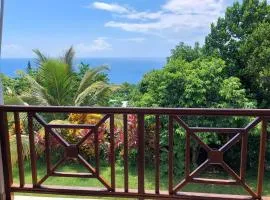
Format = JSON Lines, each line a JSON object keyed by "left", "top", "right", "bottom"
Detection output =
{"left": 257, "top": 118, "right": 268, "bottom": 199}
{"left": 0, "top": 143, "right": 5, "bottom": 200}
{"left": 0, "top": 111, "right": 14, "bottom": 200}
{"left": 137, "top": 114, "right": 145, "bottom": 200}
{"left": 168, "top": 116, "right": 174, "bottom": 195}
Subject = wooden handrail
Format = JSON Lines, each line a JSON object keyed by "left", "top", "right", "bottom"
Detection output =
{"left": 2, "top": 105, "right": 270, "bottom": 116}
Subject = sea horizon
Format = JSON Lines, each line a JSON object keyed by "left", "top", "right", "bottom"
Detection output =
{"left": 0, "top": 57, "right": 166, "bottom": 84}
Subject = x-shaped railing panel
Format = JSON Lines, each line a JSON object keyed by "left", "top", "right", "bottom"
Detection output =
{"left": 33, "top": 113, "right": 112, "bottom": 190}
{"left": 172, "top": 116, "right": 262, "bottom": 199}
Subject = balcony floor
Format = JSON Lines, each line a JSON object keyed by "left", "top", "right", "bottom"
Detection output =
{"left": 14, "top": 195, "right": 270, "bottom": 200}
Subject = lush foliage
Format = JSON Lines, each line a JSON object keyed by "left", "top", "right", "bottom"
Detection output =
{"left": 168, "top": 42, "right": 203, "bottom": 62}
{"left": 135, "top": 57, "right": 254, "bottom": 108}
{"left": 2, "top": 0, "right": 270, "bottom": 180}
{"left": 205, "top": 0, "right": 270, "bottom": 107}
{"left": 240, "top": 22, "right": 270, "bottom": 107}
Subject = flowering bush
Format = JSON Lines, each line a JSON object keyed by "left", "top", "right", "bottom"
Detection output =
{"left": 35, "top": 120, "right": 66, "bottom": 155}
{"left": 34, "top": 113, "right": 138, "bottom": 161}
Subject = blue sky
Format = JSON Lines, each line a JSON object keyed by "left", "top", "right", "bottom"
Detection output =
{"left": 2, "top": 0, "right": 239, "bottom": 58}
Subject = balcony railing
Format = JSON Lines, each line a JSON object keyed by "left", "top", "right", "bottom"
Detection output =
{"left": 0, "top": 105, "right": 269, "bottom": 200}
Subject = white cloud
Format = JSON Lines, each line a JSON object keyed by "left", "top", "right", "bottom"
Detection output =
{"left": 92, "top": 2, "right": 129, "bottom": 13}
{"left": 106, "top": 13, "right": 213, "bottom": 33}
{"left": 92, "top": 2, "right": 162, "bottom": 21}
{"left": 105, "top": 21, "right": 159, "bottom": 32}
{"left": 119, "top": 37, "right": 145, "bottom": 43}
{"left": 123, "top": 11, "right": 163, "bottom": 20}
{"left": 75, "top": 38, "right": 112, "bottom": 54}
{"left": 94, "top": 0, "right": 225, "bottom": 35}
{"left": 163, "top": 0, "right": 224, "bottom": 15}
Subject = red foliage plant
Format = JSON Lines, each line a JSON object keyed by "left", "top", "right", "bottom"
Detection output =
{"left": 34, "top": 114, "right": 138, "bottom": 159}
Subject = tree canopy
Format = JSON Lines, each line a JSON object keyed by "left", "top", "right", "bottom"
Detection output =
{"left": 134, "top": 57, "right": 254, "bottom": 109}
{"left": 204, "top": 0, "right": 270, "bottom": 107}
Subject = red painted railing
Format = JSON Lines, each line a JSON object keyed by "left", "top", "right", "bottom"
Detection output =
{"left": 0, "top": 105, "right": 268, "bottom": 200}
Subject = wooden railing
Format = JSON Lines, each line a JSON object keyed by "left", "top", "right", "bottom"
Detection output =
{"left": 0, "top": 105, "right": 269, "bottom": 200}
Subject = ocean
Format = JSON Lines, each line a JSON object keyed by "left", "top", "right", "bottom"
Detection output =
{"left": 0, "top": 58, "right": 166, "bottom": 84}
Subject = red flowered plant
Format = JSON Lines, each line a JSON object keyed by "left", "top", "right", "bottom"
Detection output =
{"left": 34, "top": 114, "right": 138, "bottom": 160}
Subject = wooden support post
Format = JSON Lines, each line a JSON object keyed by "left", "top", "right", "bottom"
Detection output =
{"left": 0, "top": 143, "right": 5, "bottom": 200}
{"left": 0, "top": 111, "right": 14, "bottom": 200}
{"left": 168, "top": 116, "right": 174, "bottom": 195}
{"left": 257, "top": 119, "right": 268, "bottom": 198}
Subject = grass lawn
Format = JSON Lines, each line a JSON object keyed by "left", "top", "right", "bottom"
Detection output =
{"left": 11, "top": 159, "right": 270, "bottom": 199}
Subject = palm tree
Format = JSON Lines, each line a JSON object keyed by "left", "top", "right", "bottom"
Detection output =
{"left": 21, "top": 60, "right": 73, "bottom": 105}
{"left": 33, "top": 46, "right": 74, "bottom": 70}
{"left": 21, "top": 58, "right": 113, "bottom": 106}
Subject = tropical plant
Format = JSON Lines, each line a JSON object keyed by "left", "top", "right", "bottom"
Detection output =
{"left": 20, "top": 50, "right": 114, "bottom": 106}
{"left": 34, "top": 113, "right": 138, "bottom": 161}
{"left": 33, "top": 46, "right": 74, "bottom": 70}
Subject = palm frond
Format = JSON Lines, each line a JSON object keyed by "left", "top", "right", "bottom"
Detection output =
{"left": 77, "top": 65, "right": 109, "bottom": 95}
{"left": 61, "top": 46, "right": 75, "bottom": 72}
{"left": 20, "top": 94, "right": 49, "bottom": 106}
{"left": 4, "top": 95, "right": 26, "bottom": 105}
{"left": 20, "top": 74, "right": 50, "bottom": 105}
{"left": 75, "top": 81, "right": 110, "bottom": 106}
{"left": 18, "top": 59, "right": 74, "bottom": 106}
{"left": 110, "top": 84, "right": 121, "bottom": 92}
{"left": 37, "top": 60, "right": 74, "bottom": 105}
{"left": 33, "top": 49, "right": 48, "bottom": 66}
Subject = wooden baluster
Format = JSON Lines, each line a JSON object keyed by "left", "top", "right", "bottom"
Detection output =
{"left": 0, "top": 111, "right": 14, "bottom": 200}
{"left": 45, "top": 127, "right": 51, "bottom": 174}
{"left": 257, "top": 119, "right": 267, "bottom": 198}
{"left": 240, "top": 130, "right": 248, "bottom": 181}
{"left": 94, "top": 126, "right": 99, "bottom": 176}
{"left": 123, "top": 114, "right": 129, "bottom": 193}
{"left": 137, "top": 114, "right": 145, "bottom": 198}
{"left": 155, "top": 115, "right": 160, "bottom": 194}
{"left": 168, "top": 116, "right": 174, "bottom": 195}
{"left": 110, "top": 114, "right": 115, "bottom": 191}
{"left": 28, "top": 112, "right": 37, "bottom": 187}
{"left": 185, "top": 130, "right": 191, "bottom": 179}
{"left": 14, "top": 112, "right": 25, "bottom": 187}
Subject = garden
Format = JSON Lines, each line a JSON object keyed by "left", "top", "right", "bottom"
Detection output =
{"left": 1, "top": 0, "right": 270, "bottom": 198}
